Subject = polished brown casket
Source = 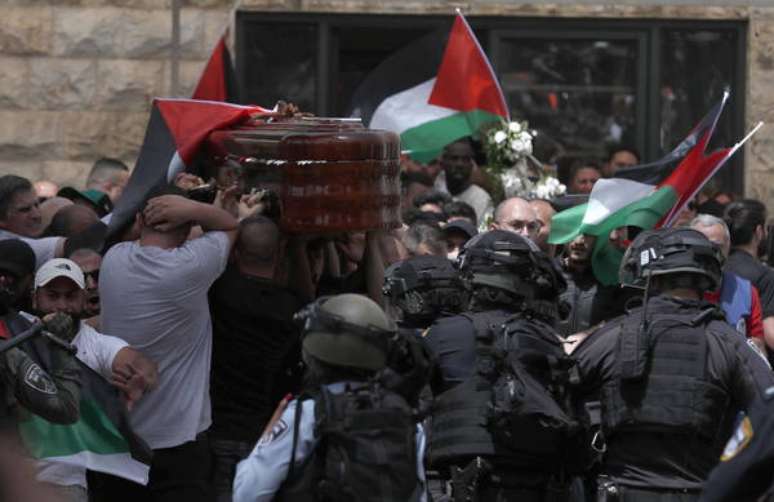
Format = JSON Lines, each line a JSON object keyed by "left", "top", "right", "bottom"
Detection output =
{"left": 205, "top": 117, "right": 401, "bottom": 233}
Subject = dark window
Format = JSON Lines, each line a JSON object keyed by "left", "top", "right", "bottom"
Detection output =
{"left": 239, "top": 22, "right": 317, "bottom": 111}
{"left": 237, "top": 14, "right": 746, "bottom": 193}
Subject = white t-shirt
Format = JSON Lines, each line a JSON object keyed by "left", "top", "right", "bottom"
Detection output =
{"left": 433, "top": 172, "right": 494, "bottom": 225}
{"left": 36, "top": 322, "right": 128, "bottom": 487}
{"left": 0, "top": 229, "right": 60, "bottom": 270}
{"left": 99, "top": 232, "right": 230, "bottom": 449}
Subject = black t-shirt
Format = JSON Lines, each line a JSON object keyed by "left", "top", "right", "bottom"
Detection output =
{"left": 726, "top": 250, "right": 774, "bottom": 318}
{"left": 208, "top": 266, "right": 302, "bottom": 442}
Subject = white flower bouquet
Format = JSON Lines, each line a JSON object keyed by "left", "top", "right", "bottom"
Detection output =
{"left": 482, "top": 119, "right": 566, "bottom": 200}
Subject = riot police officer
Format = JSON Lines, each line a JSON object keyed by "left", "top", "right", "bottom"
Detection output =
{"left": 383, "top": 255, "right": 467, "bottom": 332}
{"left": 233, "top": 293, "right": 427, "bottom": 502}
{"left": 423, "top": 230, "right": 577, "bottom": 501}
{"left": 574, "top": 228, "right": 774, "bottom": 501}
{"left": 382, "top": 256, "right": 465, "bottom": 407}
{"left": 699, "top": 391, "right": 774, "bottom": 502}
{"left": 0, "top": 239, "right": 80, "bottom": 429}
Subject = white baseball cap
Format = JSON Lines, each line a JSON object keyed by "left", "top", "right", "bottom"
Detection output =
{"left": 35, "top": 258, "right": 85, "bottom": 290}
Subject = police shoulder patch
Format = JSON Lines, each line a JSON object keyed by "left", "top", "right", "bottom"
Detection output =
{"left": 24, "top": 363, "right": 57, "bottom": 395}
{"left": 721, "top": 416, "right": 754, "bottom": 461}
{"left": 257, "top": 419, "right": 288, "bottom": 446}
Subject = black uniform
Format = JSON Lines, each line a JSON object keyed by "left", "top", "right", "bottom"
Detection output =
{"left": 575, "top": 296, "right": 774, "bottom": 499}
{"left": 700, "top": 388, "right": 774, "bottom": 502}
{"left": 425, "top": 310, "right": 576, "bottom": 501}
{"left": 0, "top": 311, "right": 81, "bottom": 428}
{"left": 559, "top": 267, "right": 633, "bottom": 337}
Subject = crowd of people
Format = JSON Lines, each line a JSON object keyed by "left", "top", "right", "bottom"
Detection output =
{"left": 0, "top": 134, "right": 772, "bottom": 502}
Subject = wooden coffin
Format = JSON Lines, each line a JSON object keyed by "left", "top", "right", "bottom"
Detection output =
{"left": 205, "top": 117, "right": 401, "bottom": 233}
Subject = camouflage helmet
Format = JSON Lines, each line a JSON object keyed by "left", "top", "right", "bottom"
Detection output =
{"left": 619, "top": 227, "right": 723, "bottom": 291}
{"left": 457, "top": 230, "right": 566, "bottom": 299}
{"left": 296, "top": 293, "right": 396, "bottom": 371}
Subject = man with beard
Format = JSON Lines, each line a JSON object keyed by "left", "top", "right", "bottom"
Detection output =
{"left": 28, "top": 258, "right": 157, "bottom": 502}
{"left": 67, "top": 248, "right": 102, "bottom": 327}
{"left": 558, "top": 233, "right": 629, "bottom": 337}
{"left": 434, "top": 138, "right": 493, "bottom": 225}
{"left": 0, "top": 244, "right": 82, "bottom": 486}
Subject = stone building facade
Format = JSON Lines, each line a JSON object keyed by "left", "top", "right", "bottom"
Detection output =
{"left": 0, "top": 0, "right": 772, "bottom": 205}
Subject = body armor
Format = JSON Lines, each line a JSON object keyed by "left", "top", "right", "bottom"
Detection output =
{"left": 602, "top": 303, "right": 730, "bottom": 443}
{"left": 276, "top": 383, "right": 421, "bottom": 502}
{"left": 429, "top": 312, "right": 576, "bottom": 471}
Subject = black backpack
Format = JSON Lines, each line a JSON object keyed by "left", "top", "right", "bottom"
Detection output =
{"left": 481, "top": 314, "right": 578, "bottom": 465}
{"left": 277, "top": 383, "right": 422, "bottom": 502}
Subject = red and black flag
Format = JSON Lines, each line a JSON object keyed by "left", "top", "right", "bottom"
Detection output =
{"left": 550, "top": 91, "right": 761, "bottom": 285}
{"left": 107, "top": 99, "right": 271, "bottom": 241}
{"left": 192, "top": 32, "right": 240, "bottom": 103}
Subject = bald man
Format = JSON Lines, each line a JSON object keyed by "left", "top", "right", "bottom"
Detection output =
{"left": 490, "top": 197, "right": 540, "bottom": 243}
{"left": 529, "top": 199, "right": 556, "bottom": 255}
{"left": 208, "top": 215, "right": 303, "bottom": 502}
{"left": 47, "top": 205, "right": 99, "bottom": 238}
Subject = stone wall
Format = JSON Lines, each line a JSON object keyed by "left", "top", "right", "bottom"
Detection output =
{"left": 0, "top": 1, "right": 230, "bottom": 188}
{"left": 0, "top": 0, "right": 772, "bottom": 205}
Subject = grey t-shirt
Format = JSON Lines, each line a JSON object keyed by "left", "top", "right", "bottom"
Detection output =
{"left": 100, "top": 232, "right": 231, "bottom": 449}
{"left": 0, "top": 229, "right": 60, "bottom": 269}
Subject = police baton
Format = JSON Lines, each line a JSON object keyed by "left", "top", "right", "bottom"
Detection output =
{"left": 0, "top": 323, "right": 76, "bottom": 355}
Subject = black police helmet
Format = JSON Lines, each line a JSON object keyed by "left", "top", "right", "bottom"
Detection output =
{"left": 619, "top": 227, "right": 723, "bottom": 290}
{"left": 458, "top": 230, "right": 566, "bottom": 299}
{"left": 383, "top": 255, "right": 466, "bottom": 317}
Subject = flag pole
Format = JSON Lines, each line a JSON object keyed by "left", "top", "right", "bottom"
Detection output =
{"left": 730, "top": 121, "right": 765, "bottom": 154}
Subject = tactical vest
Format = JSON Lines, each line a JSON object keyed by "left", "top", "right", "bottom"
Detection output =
{"left": 558, "top": 272, "right": 598, "bottom": 336}
{"left": 602, "top": 306, "right": 730, "bottom": 441}
{"left": 381, "top": 327, "right": 432, "bottom": 407}
{"left": 275, "top": 383, "right": 421, "bottom": 502}
{"left": 719, "top": 271, "right": 752, "bottom": 336}
{"left": 428, "top": 312, "right": 576, "bottom": 470}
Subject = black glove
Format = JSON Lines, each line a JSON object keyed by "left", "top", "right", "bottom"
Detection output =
{"left": 42, "top": 313, "right": 78, "bottom": 344}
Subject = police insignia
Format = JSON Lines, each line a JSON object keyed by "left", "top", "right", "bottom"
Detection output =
{"left": 721, "top": 416, "right": 753, "bottom": 461}
{"left": 24, "top": 363, "right": 57, "bottom": 395}
{"left": 257, "top": 419, "right": 288, "bottom": 446}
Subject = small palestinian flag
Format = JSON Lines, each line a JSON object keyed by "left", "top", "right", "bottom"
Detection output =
{"left": 192, "top": 32, "right": 240, "bottom": 102}
{"left": 107, "top": 99, "right": 271, "bottom": 242}
{"left": 550, "top": 91, "right": 757, "bottom": 285}
{"left": 5, "top": 314, "right": 152, "bottom": 484}
{"left": 348, "top": 12, "right": 509, "bottom": 163}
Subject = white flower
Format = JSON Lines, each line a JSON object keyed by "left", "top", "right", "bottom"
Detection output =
{"left": 493, "top": 130, "right": 507, "bottom": 144}
{"left": 510, "top": 139, "right": 525, "bottom": 153}
{"left": 519, "top": 131, "right": 532, "bottom": 142}
{"left": 508, "top": 121, "right": 522, "bottom": 133}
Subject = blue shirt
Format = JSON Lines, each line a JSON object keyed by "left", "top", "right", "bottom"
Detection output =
{"left": 233, "top": 382, "right": 428, "bottom": 502}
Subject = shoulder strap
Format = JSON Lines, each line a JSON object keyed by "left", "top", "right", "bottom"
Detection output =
{"left": 461, "top": 312, "right": 503, "bottom": 379}
{"left": 618, "top": 313, "right": 647, "bottom": 381}
{"left": 286, "top": 393, "right": 310, "bottom": 481}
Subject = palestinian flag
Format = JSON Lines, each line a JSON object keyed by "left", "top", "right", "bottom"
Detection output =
{"left": 5, "top": 314, "right": 152, "bottom": 484}
{"left": 107, "top": 99, "right": 271, "bottom": 242}
{"left": 550, "top": 92, "right": 756, "bottom": 285}
{"left": 192, "top": 32, "right": 240, "bottom": 102}
{"left": 348, "top": 12, "right": 509, "bottom": 163}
